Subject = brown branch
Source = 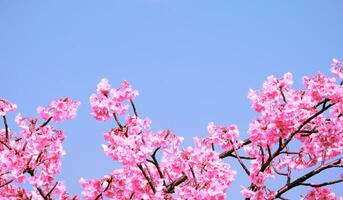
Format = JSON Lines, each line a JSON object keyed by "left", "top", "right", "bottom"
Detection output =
{"left": 219, "top": 139, "right": 251, "bottom": 159}
{"left": 286, "top": 166, "right": 291, "bottom": 184}
{"left": 94, "top": 177, "right": 113, "bottom": 200}
{"left": 279, "top": 151, "right": 299, "bottom": 155}
{"left": 300, "top": 129, "right": 318, "bottom": 137}
{"left": 112, "top": 113, "right": 123, "bottom": 130}
{"left": 2, "top": 116, "right": 9, "bottom": 140}
{"left": 36, "top": 187, "right": 47, "bottom": 200}
{"left": 138, "top": 164, "right": 156, "bottom": 193}
{"left": 267, "top": 144, "right": 272, "bottom": 159}
{"left": 315, "top": 98, "right": 329, "bottom": 109}
{"left": 272, "top": 165, "right": 288, "bottom": 177}
{"left": 150, "top": 147, "right": 165, "bottom": 181}
{"left": 0, "top": 140, "right": 11, "bottom": 150}
{"left": 279, "top": 87, "right": 287, "bottom": 103}
{"left": 230, "top": 140, "right": 250, "bottom": 176}
{"left": 45, "top": 182, "right": 58, "bottom": 198}
{"left": 259, "top": 146, "right": 265, "bottom": 165}
{"left": 0, "top": 179, "right": 13, "bottom": 188}
{"left": 39, "top": 116, "right": 53, "bottom": 129}
{"left": 300, "top": 179, "right": 343, "bottom": 187}
{"left": 260, "top": 103, "right": 334, "bottom": 172}
{"left": 94, "top": 193, "right": 102, "bottom": 200}
{"left": 226, "top": 153, "right": 255, "bottom": 160}
{"left": 275, "top": 158, "right": 341, "bottom": 198}
{"left": 130, "top": 99, "right": 138, "bottom": 117}
{"left": 165, "top": 174, "right": 188, "bottom": 193}
{"left": 0, "top": 171, "right": 10, "bottom": 177}
{"left": 189, "top": 165, "right": 198, "bottom": 187}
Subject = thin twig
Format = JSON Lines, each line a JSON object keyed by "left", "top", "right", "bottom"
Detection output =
{"left": 36, "top": 187, "right": 47, "bottom": 200}
{"left": 150, "top": 147, "right": 165, "bottom": 181}
{"left": 230, "top": 140, "right": 250, "bottom": 175}
{"left": 45, "top": 182, "right": 58, "bottom": 198}
{"left": 0, "top": 140, "right": 11, "bottom": 150}
{"left": 112, "top": 113, "right": 123, "bottom": 130}
{"left": 219, "top": 139, "right": 251, "bottom": 159}
{"left": 300, "top": 179, "right": 343, "bottom": 187}
{"left": 130, "top": 99, "right": 138, "bottom": 117}
{"left": 279, "top": 87, "right": 287, "bottom": 103}
{"left": 275, "top": 158, "right": 342, "bottom": 198}
{"left": 260, "top": 103, "right": 334, "bottom": 172}
{"left": 138, "top": 164, "right": 156, "bottom": 193}
{"left": 259, "top": 146, "right": 265, "bottom": 165}
{"left": 0, "top": 179, "right": 13, "bottom": 188}
{"left": 2, "top": 116, "right": 9, "bottom": 140}
{"left": 226, "top": 153, "right": 255, "bottom": 160}
{"left": 39, "top": 116, "right": 53, "bottom": 129}
{"left": 94, "top": 177, "right": 113, "bottom": 200}
{"left": 189, "top": 165, "right": 198, "bottom": 187}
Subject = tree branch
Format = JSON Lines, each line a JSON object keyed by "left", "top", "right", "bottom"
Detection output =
{"left": 260, "top": 103, "right": 334, "bottom": 172}
{"left": 45, "top": 182, "right": 58, "bottom": 198}
{"left": 36, "top": 187, "right": 47, "bottom": 200}
{"left": 279, "top": 87, "right": 287, "bottom": 103}
{"left": 226, "top": 153, "right": 255, "bottom": 160}
{"left": 0, "top": 140, "right": 11, "bottom": 150}
{"left": 230, "top": 140, "right": 250, "bottom": 175}
{"left": 130, "top": 99, "right": 138, "bottom": 117}
{"left": 39, "top": 116, "right": 53, "bottom": 129}
{"left": 112, "top": 113, "right": 123, "bottom": 130}
{"left": 0, "top": 179, "right": 13, "bottom": 188}
{"left": 138, "top": 164, "right": 156, "bottom": 193}
{"left": 219, "top": 139, "right": 251, "bottom": 159}
{"left": 165, "top": 174, "right": 188, "bottom": 193}
{"left": 150, "top": 147, "right": 165, "bottom": 181}
{"left": 189, "top": 165, "right": 198, "bottom": 187}
{"left": 94, "top": 176, "right": 113, "bottom": 200}
{"left": 2, "top": 116, "right": 9, "bottom": 140}
{"left": 300, "top": 179, "right": 343, "bottom": 188}
{"left": 275, "top": 158, "right": 342, "bottom": 198}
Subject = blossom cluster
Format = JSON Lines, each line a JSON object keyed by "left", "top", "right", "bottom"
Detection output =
{"left": 89, "top": 79, "right": 139, "bottom": 121}
{"left": 82, "top": 79, "right": 236, "bottom": 199}
{"left": 240, "top": 59, "right": 343, "bottom": 198}
{"left": 1, "top": 59, "right": 342, "bottom": 199}
{"left": 0, "top": 98, "right": 17, "bottom": 116}
{"left": 0, "top": 98, "right": 80, "bottom": 199}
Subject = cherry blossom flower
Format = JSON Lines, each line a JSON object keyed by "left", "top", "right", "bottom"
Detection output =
{"left": 0, "top": 98, "right": 17, "bottom": 116}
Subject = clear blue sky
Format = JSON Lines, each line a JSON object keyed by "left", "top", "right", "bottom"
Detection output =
{"left": 1, "top": 1, "right": 342, "bottom": 199}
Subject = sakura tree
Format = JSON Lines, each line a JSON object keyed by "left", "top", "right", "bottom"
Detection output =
{"left": 0, "top": 59, "right": 342, "bottom": 199}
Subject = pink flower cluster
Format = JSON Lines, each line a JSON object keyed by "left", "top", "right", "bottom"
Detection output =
{"left": 241, "top": 59, "right": 343, "bottom": 198}
{"left": 81, "top": 79, "right": 236, "bottom": 199}
{"left": 0, "top": 98, "right": 17, "bottom": 116}
{"left": 207, "top": 122, "right": 242, "bottom": 150}
{"left": 90, "top": 79, "right": 139, "bottom": 121}
{"left": 0, "top": 98, "right": 79, "bottom": 199}
{"left": 37, "top": 97, "right": 80, "bottom": 122}
{"left": 331, "top": 58, "right": 343, "bottom": 79}
{"left": 303, "top": 187, "right": 340, "bottom": 200}
{"left": 1, "top": 59, "right": 342, "bottom": 199}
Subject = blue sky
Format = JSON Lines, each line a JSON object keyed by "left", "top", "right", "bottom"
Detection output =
{"left": 1, "top": 1, "right": 342, "bottom": 199}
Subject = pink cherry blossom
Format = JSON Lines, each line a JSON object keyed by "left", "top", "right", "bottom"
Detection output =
{"left": 0, "top": 98, "right": 17, "bottom": 116}
{"left": 90, "top": 79, "right": 137, "bottom": 121}
{"left": 303, "top": 187, "right": 340, "bottom": 200}
{"left": 37, "top": 97, "right": 80, "bottom": 122}
{"left": 1, "top": 59, "right": 343, "bottom": 199}
{"left": 331, "top": 58, "right": 343, "bottom": 79}
{"left": 0, "top": 98, "right": 80, "bottom": 199}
